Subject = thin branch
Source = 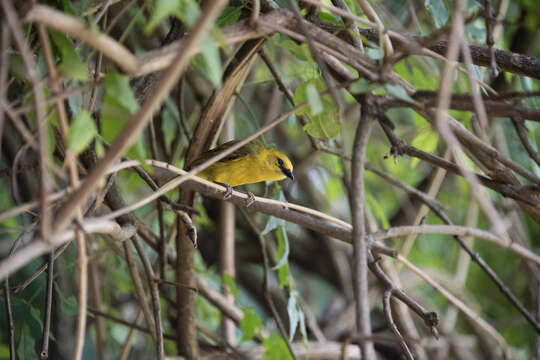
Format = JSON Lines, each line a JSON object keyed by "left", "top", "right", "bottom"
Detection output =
{"left": 89, "top": 308, "right": 175, "bottom": 341}
{"left": 512, "top": 117, "right": 540, "bottom": 169}
{"left": 118, "top": 311, "right": 142, "bottom": 360}
{"left": 3, "top": 275, "right": 15, "bottom": 360}
{"left": 131, "top": 236, "right": 164, "bottom": 359}
{"left": 2, "top": 0, "right": 51, "bottom": 240}
{"left": 382, "top": 290, "right": 414, "bottom": 360}
{"left": 36, "top": 22, "right": 89, "bottom": 360}
{"left": 239, "top": 208, "right": 297, "bottom": 359}
{"left": 370, "top": 224, "right": 540, "bottom": 265}
{"left": 0, "top": 221, "right": 136, "bottom": 280}
{"left": 39, "top": 253, "right": 54, "bottom": 360}
{"left": 396, "top": 255, "right": 510, "bottom": 357}
{"left": 51, "top": 0, "right": 228, "bottom": 235}
{"left": 350, "top": 94, "right": 376, "bottom": 359}
{"left": 0, "top": 20, "right": 10, "bottom": 154}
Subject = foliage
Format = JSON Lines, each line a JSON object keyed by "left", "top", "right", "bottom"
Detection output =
{"left": 1, "top": 0, "right": 540, "bottom": 359}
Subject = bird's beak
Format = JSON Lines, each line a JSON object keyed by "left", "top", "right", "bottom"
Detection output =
{"left": 282, "top": 169, "right": 294, "bottom": 181}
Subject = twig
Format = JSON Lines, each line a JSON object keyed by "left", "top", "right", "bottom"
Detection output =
{"left": 330, "top": 0, "right": 364, "bottom": 52}
{"left": 25, "top": 5, "right": 137, "bottom": 73}
{"left": 2, "top": 0, "right": 51, "bottom": 240}
{"left": 122, "top": 240, "right": 157, "bottom": 343}
{"left": 239, "top": 208, "right": 297, "bottom": 359}
{"left": 483, "top": 0, "right": 499, "bottom": 76}
{"left": 131, "top": 236, "right": 165, "bottom": 359}
{"left": 250, "top": 0, "right": 260, "bottom": 27}
{"left": 37, "top": 21, "right": 90, "bottom": 360}
{"left": 88, "top": 253, "right": 106, "bottom": 360}
{"left": 369, "top": 224, "right": 540, "bottom": 265}
{"left": 382, "top": 290, "right": 414, "bottom": 360}
{"left": 130, "top": 164, "right": 199, "bottom": 214}
{"left": 431, "top": 206, "right": 540, "bottom": 333}
{"left": 39, "top": 252, "right": 54, "bottom": 360}
{"left": 379, "top": 120, "right": 540, "bottom": 208}
{"left": 1, "top": 222, "right": 30, "bottom": 360}
{"left": 511, "top": 116, "right": 540, "bottom": 169}
{"left": 219, "top": 120, "right": 236, "bottom": 343}
{"left": 3, "top": 276, "right": 15, "bottom": 360}
{"left": 355, "top": 0, "right": 393, "bottom": 63}
{"left": 350, "top": 94, "right": 376, "bottom": 360}
{"left": 286, "top": 0, "right": 344, "bottom": 117}
{"left": 460, "top": 39, "right": 490, "bottom": 130}
{"left": 51, "top": 0, "right": 228, "bottom": 235}
{"left": 0, "top": 20, "right": 10, "bottom": 155}
{"left": 396, "top": 255, "right": 510, "bottom": 357}
{"left": 433, "top": 0, "right": 508, "bottom": 240}
{"left": 89, "top": 308, "right": 175, "bottom": 341}
{"left": 118, "top": 311, "right": 142, "bottom": 360}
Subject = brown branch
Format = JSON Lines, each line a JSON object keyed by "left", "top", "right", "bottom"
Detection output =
{"left": 382, "top": 290, "right": 414, "bottom": 360}
{"left": 351, "top": 94, "right": 376, "bottom": 359}
{"left": 36, "top": 22, "right": 89, "bottom": 360}
{"left": 24, "top": 5, "right": 295, "bottom": 78}
{"left": 0, "top": 20, "right": 9, "bottom": 155}
{"left": 131, "top": 236, "right": 165, "bottom": 359}
{"left": 39, "top": 253, "right": 54, "bottom": 360}
{"left": 2, "top": 0, "right": 51, "bottom": 240}
{"left": 512, "top": 117, "right": 540, "bottom": 169}
{"left": 51, "top": 0, "right": 227, "bottom": 236}
{"left": 239, "top": 208, "right": 297, "bottom": 358}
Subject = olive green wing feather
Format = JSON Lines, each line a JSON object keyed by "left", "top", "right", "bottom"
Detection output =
{"left": 190, "top": 140, "right": 262, "bottom": 167}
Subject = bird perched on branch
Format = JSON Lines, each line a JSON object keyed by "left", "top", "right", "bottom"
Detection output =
{"left": 192, "top": 140, "right": 294, "bottom": 205}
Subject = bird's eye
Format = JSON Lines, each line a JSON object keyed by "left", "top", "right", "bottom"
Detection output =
{"left": 277, "top": 158, "right": 284, "bottom": 167}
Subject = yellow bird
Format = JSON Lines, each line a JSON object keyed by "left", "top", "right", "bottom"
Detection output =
{"left": 192, "top": 140, "right": 294, "bottom": 204}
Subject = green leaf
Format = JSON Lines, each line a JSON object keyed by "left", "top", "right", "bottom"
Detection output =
{"left": 278, "top": 40, "right": 311, "bottom": 62}
{"left": 68, "top": 110, "right": 97, "bottom": 154}
{"left": 263, "top": 191, "right": 287, "bottom": 234}
{"left": 101, "top": 72, "right": 140, "bottom": 155}
{"left": 146, "top": 0, "right": 179, "bottom": 32}
{"left": 103, "top": 72, "right": 139, "bottom": 114}
{"left": 385, "top": 83, "right": 417, "bottom": 104}
{"left": 411, "top": 128, "right": 438, "bottom": 167}
{"left": 146, "top": 0, "right": 200, "bottom": 32}
{"left": 317, "top": 10, "right": 342, "bottom": 24}
{"left": 50, "top": 31, "right": 88, "bottom": 81}
{"left": 222, "top": 274, "right": 239, "bottom": 298}
{"left": 295, "top": 80, "right": 340, "bottom": 139}
{"left": 55, "top": 283, "right": 78, "bottom": 316}
{"left": 30, "top": 306, "right": 44, "bottom": 332}
{"left": 240, "top": 307, "right": 262, "bottom": 343}
{"left": 366, "top": 192, "right": 390, "bottom": 229}
{"left": 273, "top": 226, "right": 290, "bottom": 270}
{"left": 176, "top": 0, "right": 200, "bottom": 27}
{"left": 217, "top": 6, "right": 242, "bottom": 27}
{"left": 278, "top": 263, "right": 291, "bottom": 288}
{"left": 304, "top": 119, "right": 340, "bottom": 139}
{"left": 349, "top": 78, "right": 382, "bottom": 93}
{"left": 306, "top": 83, "right": 323, "bottom": 115}
{"left": 424, "top": 0, "right": 448, "bottom": 28}
{"left": 263, "top": 332, "right": 293, "bottom": 360}
{"left": 286, "top": 292, "right": 298, "bottom": 339}
{"left": 198, "top": 34, "right": 222, "bottom": 87}
{"left": 16, "top": 324, "right": 36, "bottom": 360}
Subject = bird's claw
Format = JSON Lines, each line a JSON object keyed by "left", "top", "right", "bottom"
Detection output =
{"left": 222, "top": 184, "right": 233, "bottom": 200}
{"left": 246, "top": 192, "right": 255, "bottom": 207}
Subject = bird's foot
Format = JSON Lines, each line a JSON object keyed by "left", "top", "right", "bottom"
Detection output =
{"left": 246, "top": 192, "right": 255, "bottom": 207}
{"left": 220, "top": 183, "right": 233, "bottom": 200}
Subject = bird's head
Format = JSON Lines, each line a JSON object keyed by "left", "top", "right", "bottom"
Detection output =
{"left": 262, "top": 149, "right": 294, "bottom": 182}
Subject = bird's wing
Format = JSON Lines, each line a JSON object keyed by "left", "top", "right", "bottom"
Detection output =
{"left": 190, "top": 140, "right": 261, "bottom": 167}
